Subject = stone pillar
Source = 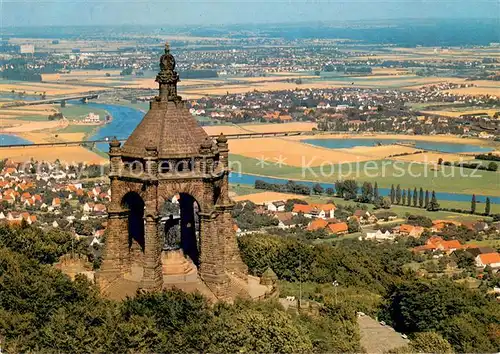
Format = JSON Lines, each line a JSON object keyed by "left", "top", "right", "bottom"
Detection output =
{"left": 140, "top": 213, "right": 163, "bottom": 291}
{"left": 109, "top": 138, "right": 122, "bottom": 177}
{"left": 145, "top": 146, "right": 159, "bottom": 179}
{"left": 140, "top": 182, "right": 162, "bottom": 291}
{"left": 216, "top": 133, "right": 229, "bottom": 170}
{"left": 199, "top": 138, "right": 214, "bottom": 175}
{"left": 98, "top": 207, "right": 128, "bottom": 287}
{"left": 218, "top": 204, "right": 248, "bottom": 278}
{"left": 198, "top": 212, "right": 229, "bottom": 298}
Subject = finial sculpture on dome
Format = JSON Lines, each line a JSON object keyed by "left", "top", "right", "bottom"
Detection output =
{"left": 156, "top": 41, "right": 181, "bottom": 102}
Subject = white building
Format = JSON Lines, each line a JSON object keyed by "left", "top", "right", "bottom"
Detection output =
{"left": 364, "top": 230, "right": 395, "bottom": 241}
{"left": 83, "top": 112, "right": 100, "bottom": 124}
{"left": 475, "top": 253, "right": 500, "bottom": 269}
{"left": 267, "top": 201, "right": 285, "bottom": 212}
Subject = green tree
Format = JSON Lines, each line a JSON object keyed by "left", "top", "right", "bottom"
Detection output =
{"left": 402, "top": 189, "right": 406, "bottom": 206}
{"left": 471, "top": 194, "right": 476, "bottom": 214}
{"left": 427, "top": 191, "right": 440, "bottom": 211}
{"left": 487, "top": 161, "right": 498, "bottom": 171}
{"left": 424, "top": 190, "right": 430, "bottom": 208}
{"left": 374, "top": 182, "right": 379, "bottom": 199}
{"left": 485, "top": 197, "right": 491, "bottom": 215}
{"left": 441, "top": 314, "right": 496, "bottom": 353}
{"left": 395, "top": 184, "right": 402, "bottom": 205}
{"left": 407, "top": 188, "right": 412, "bottom": 206}
{"left": 348, "top": 218, "right": 361, "bottom": 233}
{"left": 209, "top": 300, "right": 313, "bottom": 353}
{"left": 313, "top": 183, "right": 324, "bottom": 195}
{"left": 360, "top": 182, "right": 373, "bottom": 202}
{"left": 382, "top": 279, "right": 496, "bottom": 333}
{"left": 342, "top": 180, "right": 359, "bottom": 200}
{"left": 407, "top": 215, "right": 432, "bottom": 228}
{"left": 409, "top": 332, "right": 453, "bottom": 353}
{"left": 413, "top": 187, "right": 418, "bottom": 207}
{"left": 382, "top": 197, "right": 392, "bottom": 209}
{"left": 325, "top": 187, "right": 335, "bottom": 196}
{"left": 73, "top": 220, "right": 93, "bottom": 236}
{"left": 419, "top": 188, "right": 424, "bottom": 208}
{"left": 390, "top": 184, "right": 395, "bottom": 204}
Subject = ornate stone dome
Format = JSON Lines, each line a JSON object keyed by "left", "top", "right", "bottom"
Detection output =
{"left": 120, "top": 43, "right": 209, "bottom": 159}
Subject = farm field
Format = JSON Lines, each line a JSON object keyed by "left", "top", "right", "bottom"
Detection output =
{"left": 59, "top": 104, "right": 108, "bottom": 121}
{"left": 203, "top": 125, "right": 249, "bottom": 136}
{"left": 0, "top": 104, "right": 58, "bottom": 119}
{"left": 0, "top": 119, "right": 67, "bottom": 134}
{"left": 287, "top": 133, "right": 496, "bottom": 148}
{"left": 228, "top": 137, "right": 381, "bottom": 167}
{"left": 227, "top": 132, "right": 493, "bottom": 168}
{"left": 445, "top": 87, "right": 500, "bottom": 96}
{"left": 42, "top": 70, "right": 123, "bottom": 82}
{"left": 0, "top": 145, "right": 106, "bottom": 164}
{"left": 465, "top": 239, "right": 500, "bottom": 249}
{"left": 420, "top": 109, "right": 499, "bottom": 118}
{"left": 204, "top": 122, "right": 317, "bottom": 137}
{"left": 240, "top": 122, "right": 317, "bottom": 133}
{"left": 0, "top": 103, "right": 109, "bottom": 144}
{"left": 229, "top": 154, "right": 500, "bottom": 197}
{"left": 390, "top": 152, "right": 475, "bottom": 164}
{"left": 56, "top": 124, "right": 98, "bottom": 134}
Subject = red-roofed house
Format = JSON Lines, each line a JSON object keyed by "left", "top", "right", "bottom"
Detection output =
{"left": 20, "top": 192, "right": 31, "bottom": 202}
{"left": 431, "top": 220, "right": 461, "bottom": 232}
{"left": 93, "top": 203, "right": 107, "bottom": 214}
{"left": 307, "top": 218, "right": 329, "bottom": 231}
{"left": 395, "top": 224, "right": 424, "bottom": 238}
{"left": 413, "top": 236, "right": 465, "bottom": 254}
{"left": 327, "top": 222, "right": 348, "bottom": 235}
{"left": 475, "top": 253, "right": 500, "bottom": 269}
{"left": 52, "top": 198, "right": 61, "bottom": 208}
{"left": 292, "top": 203, "right": 335, "bottom": 219}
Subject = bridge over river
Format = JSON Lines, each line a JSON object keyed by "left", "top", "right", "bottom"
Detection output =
{"left": 0, "top": 130, "right": 315, "bottom": 149}
{"left": 1, "top": 93, "right": 102, "bottom": 108}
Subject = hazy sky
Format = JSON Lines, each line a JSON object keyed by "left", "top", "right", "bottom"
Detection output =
{"left": 1, "top": 0, "right": 498, "bottom": 27}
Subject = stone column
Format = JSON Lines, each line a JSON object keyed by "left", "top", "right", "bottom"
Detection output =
{"left": 199, "top": 138, "right": 214, "bottom": 175}
{"left": 198, "top": 212, "right": 229, "bottom": 298}
{"left": 140, "top": 212, "right": 163, "bottom": 291}
{"left": 98, "top": 207, "right": 128, "bottom": 287}
{"left": 109, "top": 138, "right": 123, "bottom": 177}
{"left": 140, "top": 182, "right": 162, "bottom": 291}
{"left": 218, "top": 204, "right": 248, "bottom": 278}
{"left": 216, "top": 133, "right": 229, "bottom": 170}
{"left": 145, "top": 146, "right": 159, "bottom": 179}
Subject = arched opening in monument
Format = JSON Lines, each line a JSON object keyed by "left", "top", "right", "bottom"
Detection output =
{"left": 121, "top": 192, "right": 145, "bottom": 252}
{"left": 160, "top": 193, "right": 200, "bottom": 267}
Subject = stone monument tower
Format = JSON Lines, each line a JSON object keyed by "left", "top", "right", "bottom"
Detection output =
{"left": 97, "top": 43, "right": 250, "bottom": 301}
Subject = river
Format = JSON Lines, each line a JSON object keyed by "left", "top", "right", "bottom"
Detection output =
{"left": 0, "top": 134, "right": 33, "bottom": 146}
{"left": 303, "top": 138, "right": 494, "bottom": 153}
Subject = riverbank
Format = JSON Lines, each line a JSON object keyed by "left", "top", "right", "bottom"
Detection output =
{"left": 228, "top": 155, "right": 500, "bottom": 198}
{"left": 288, "top": 132, "right": 499, "bottom": 150}
{"left": 228, "top": 172, "right": 500, "bottom": 204}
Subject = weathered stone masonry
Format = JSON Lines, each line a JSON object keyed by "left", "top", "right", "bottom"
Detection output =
{"left": 97, "top": 43, "right": 248, "bottom": 300}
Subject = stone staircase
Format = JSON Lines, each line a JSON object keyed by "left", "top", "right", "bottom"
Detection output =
{"left": 162, "top": 249, "right": 198, "bottom": 283}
